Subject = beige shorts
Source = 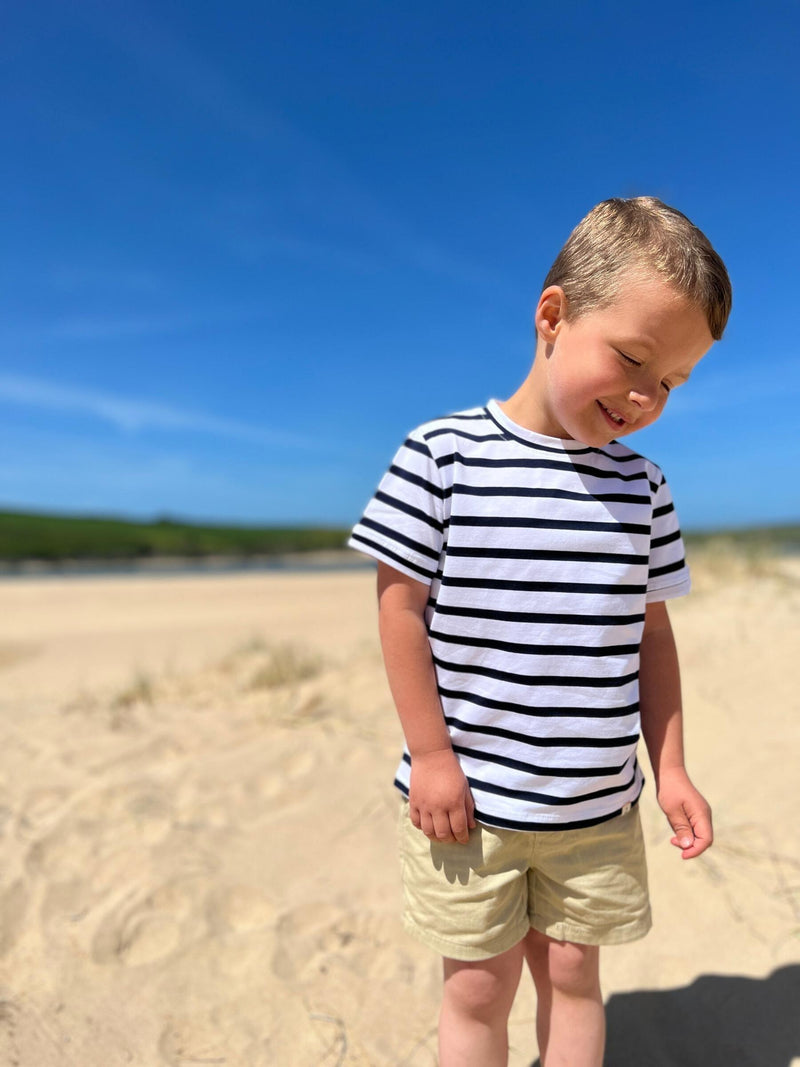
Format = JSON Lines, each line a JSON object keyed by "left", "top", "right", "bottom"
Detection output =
{"left": 399, "top": 800, "right": 651, "bottom": 961}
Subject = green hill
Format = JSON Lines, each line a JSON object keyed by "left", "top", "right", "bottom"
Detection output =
{"left": 0, "top": 510, "right": 352, "bottom": 563}
{"left": 0, "top": 509, "right": 797, "bottom": 566}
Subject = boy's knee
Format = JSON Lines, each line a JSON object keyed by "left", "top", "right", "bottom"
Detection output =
{"left": 443, "top": 952, "right": 523, "bottom": 1022}
{"left": 547, "top": 941, "right": 600, "bottom": 999}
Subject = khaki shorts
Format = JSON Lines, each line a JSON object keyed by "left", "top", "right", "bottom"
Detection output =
{"left": 399, "top": 800, "right": 651, "bottom": 961}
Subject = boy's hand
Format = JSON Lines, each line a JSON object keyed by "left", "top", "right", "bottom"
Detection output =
{"left": 408, "top": 748, "right": 476, "bottom": 845}
{"left": 656, "top": 767, "right": 713, "bottom": 859}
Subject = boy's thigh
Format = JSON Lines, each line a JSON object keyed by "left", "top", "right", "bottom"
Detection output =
{"left": 398, "top": 801, "right": 532, "bottom": 962}
{"left": 529, "top": 805, "right": 652, "bottom": 946}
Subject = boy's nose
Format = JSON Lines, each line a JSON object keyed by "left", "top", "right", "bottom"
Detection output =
{"left": 628, "top": 387, "right": 658, "bottom": 412}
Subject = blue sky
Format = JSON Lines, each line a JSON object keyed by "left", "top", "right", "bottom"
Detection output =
{"left": 2, "top": 0, "right": 798, "bottom": 530}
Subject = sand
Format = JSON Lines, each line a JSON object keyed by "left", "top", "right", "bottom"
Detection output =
{"left": 0, "top": 556, "right": 798, "bottom": 1065}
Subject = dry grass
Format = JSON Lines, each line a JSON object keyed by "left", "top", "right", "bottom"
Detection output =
{"left": 247, "top": 643, "right": 324, "bottom": 690}
{"left": 686, "top": 538, "right": 788, "bottom": 592}
{"left": 110, "top": 669, "right": 156, "bottom": 709}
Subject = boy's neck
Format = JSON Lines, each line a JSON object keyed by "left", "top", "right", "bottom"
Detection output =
{"left": 497, "top": 360, "right": 555, "bottom": 437}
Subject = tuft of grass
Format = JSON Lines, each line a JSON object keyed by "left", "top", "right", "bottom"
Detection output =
{"left": 686, "top": 536, "right": 783, "bottom": 590}
{"left": 248, "top": 644, "right": 324, "bottom": 690}
{"left": 111, "top": 669, "right": 156, "bottom": 709}
{"left": 234, "top": 633, "right": 269, "bottom": 656}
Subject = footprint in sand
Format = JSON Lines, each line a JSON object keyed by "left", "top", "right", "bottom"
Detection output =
{"left": 91, "top": 877, "right": 207, "bottom": 967}
{"left": 25, "top": 781, "right": 174, "bottom": 882}
{"left": 272, "top": 902, "right": 376, "bottom": 983}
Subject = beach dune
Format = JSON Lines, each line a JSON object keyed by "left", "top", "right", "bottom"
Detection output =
{"left": 0, "top": 560, "right": 798, "bottom": 1065}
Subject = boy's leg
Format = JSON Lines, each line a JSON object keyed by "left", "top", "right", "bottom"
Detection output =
{"left": 524, "top": 928, "right": 604, "bottom": 1067}
{"left": 439, "top": 941, "right": 525, "bottom": 1067}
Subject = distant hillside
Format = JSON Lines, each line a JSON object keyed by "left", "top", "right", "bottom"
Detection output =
{"left": 0, "top": 509, "right": 797, "bottom": 566}
{"left": 0, "top": 510, "right": 352, "bottom": 563}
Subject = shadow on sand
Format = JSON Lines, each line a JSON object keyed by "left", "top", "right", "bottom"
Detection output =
{"left": 529, "top": 965, "right": 800, "bottom": 1066}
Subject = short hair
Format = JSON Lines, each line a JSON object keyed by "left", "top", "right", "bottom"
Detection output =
{"left": 542, "top": 197, "right": 732, "bottom": 340}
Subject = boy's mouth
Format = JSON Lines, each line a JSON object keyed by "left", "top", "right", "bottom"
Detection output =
{"left": 597, "top": 401, "right": 628, "bottom": 428}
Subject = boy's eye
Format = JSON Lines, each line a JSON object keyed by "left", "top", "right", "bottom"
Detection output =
{"left": 661, "top": 381, "right": 672, "bottom": 393}
{"left": 618, "top": 351, "right": 640, "bottom": 367}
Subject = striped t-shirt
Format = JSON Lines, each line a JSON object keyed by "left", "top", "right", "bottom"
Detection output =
{"left": 349, "top": 399, "right": 691, "bottom": 831}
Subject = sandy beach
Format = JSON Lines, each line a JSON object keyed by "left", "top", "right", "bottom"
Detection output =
{"left": 0, "top": 554, "right": 798, "bottom": 1066}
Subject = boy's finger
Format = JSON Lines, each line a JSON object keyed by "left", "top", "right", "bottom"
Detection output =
{"left": 668, "top": 810, "right": 713, "bottom": 858}
{"left": 449, "top": 807, "right": 471, "bottom": 844}
{"left": 672, "top": 833, "right": 712, "bottom": 859}
{"left": 465, "top": 789, "right": 477, "bottom": 828}
{"left": 431, "top": 810, "right": 456, "bottom": 842}
{"left": 669, "top": 823, "right": 695, "bottom": 850}
{"left": 665, "top": 805, "right": 698, "bottom": 850}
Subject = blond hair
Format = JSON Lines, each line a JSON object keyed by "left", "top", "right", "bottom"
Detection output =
{"left": 543, "top": 197, "right": 732, "bottom": 340}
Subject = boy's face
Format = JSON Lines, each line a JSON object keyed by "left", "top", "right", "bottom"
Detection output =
{"left": 531, "top": 274, "right": 714, "bottom": 446}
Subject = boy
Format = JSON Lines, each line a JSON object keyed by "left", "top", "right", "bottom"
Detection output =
{"left": 349, "top": 197, "right": 731, "bottom": 1067}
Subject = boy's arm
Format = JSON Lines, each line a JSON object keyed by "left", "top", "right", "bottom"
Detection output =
{"left": 377, "top": 562, "right": 475, "bottom": 845}
{"left": 639, "top": 600, "right": 713, "bottom": 859}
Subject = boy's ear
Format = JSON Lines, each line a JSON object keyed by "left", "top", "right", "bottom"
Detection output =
{"left": 535, "top": 286, "right": 567, "bottom": 342}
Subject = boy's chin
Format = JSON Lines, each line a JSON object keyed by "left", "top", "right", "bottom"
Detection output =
{"left": 572, "top": 425, "right": 628, "bottom": 448}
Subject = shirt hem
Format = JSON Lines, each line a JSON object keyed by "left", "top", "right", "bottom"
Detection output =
{"left": 394, "top": 779, "right": 644, "bottom": 833}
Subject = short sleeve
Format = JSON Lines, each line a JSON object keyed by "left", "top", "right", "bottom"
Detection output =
{"left": 646, "top": 471, "right": 691, "bottom": 602}
{"left": 348, "top": 429, "right": 445, "bottom": 585}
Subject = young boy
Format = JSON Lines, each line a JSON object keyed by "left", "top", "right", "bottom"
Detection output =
{"left": 348, "top": 197, "right": 731, "bottom": 1067}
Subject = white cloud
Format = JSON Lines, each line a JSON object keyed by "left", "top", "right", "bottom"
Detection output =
{"left": 0, "top": 373, "right": 314, "bottom": 449}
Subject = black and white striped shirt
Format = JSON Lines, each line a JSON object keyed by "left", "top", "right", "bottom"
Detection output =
{"left": 349, "top": 400, "right": 691, "bottom": 831}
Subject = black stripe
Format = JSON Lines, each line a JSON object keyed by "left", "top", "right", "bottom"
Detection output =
{"left": 438, "top": 685, "right": 639, "bottom": 720}
{"left": 374, "top": 490, "right": 443, "bottom": 532}
{"left": 445, "top": 545, "right": 648, "bottom": 565}
{"left": 653, "top": 501, "right": 675, "bottom": 518}
{"left": 359, "top": 517, "right": 440, "bottom": 561}
{"left": 389, "top": 463, "right": 444, "bottom": 500}
{"left": 650, "top": 528, "right": 681, "bottom": 549}
{"left": 431, "top": 603, "right": 645, "bottom": 628}
{"left": 425, "top": 426, "right": 508, "bottom": 446}
{"left": 449, "top": 514, "right": 651, "bottom": 535}
{"left": 440, "top": 575, "right": 647, "bottom": 595}
{"left": 465, "top": 766, "right": 638, "bottom": 806}
{"left": 403, "top": 436, "right": 433, "bottom": 460}
{"left": 472, "top": 795, "right": 641, "bottom": 831}
{"left": 446, "top": 715, "right": 639, "bottom": 750}
{"left": 440, "top": 452, "right": 649, "bottom": 483}
{"left": 648, "top": 558, "right": 686, "bottom": 579}
{"left": 452, "top": 743, "right": 632, "bottom": 778}
{"left": 349, "top": 534, "right": 435, "bottom": 579}
{"left": 450, "top": 484, "right": 650, "bottom": 505}
{"left": 430, "top": 629, "right": 639, "bottom": 659}
{"left": 433, "top": 654, "right": 639, "bottom": 689}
